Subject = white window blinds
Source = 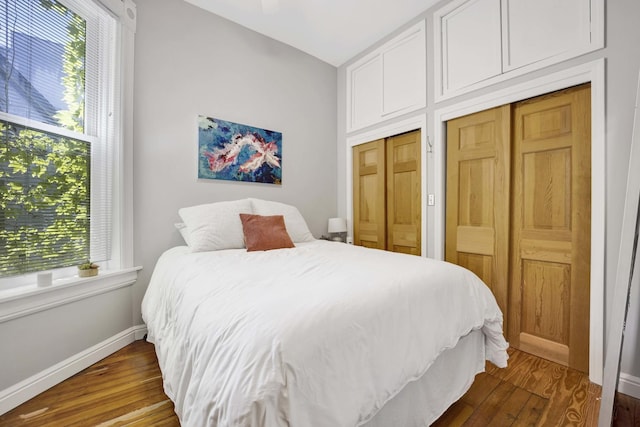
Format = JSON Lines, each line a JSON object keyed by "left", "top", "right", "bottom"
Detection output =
{"left": 0, "top": 0, "right": 116, "bottom": 278}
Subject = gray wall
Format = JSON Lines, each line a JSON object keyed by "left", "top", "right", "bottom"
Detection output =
{"left": 0, "top": 287, "right": 132, "bottom": 389}
{"left": 131, "top": 0, "right": 337, "bottom": 323}
{"left": 337, "top": 0, "right": 640, "bottom": 383}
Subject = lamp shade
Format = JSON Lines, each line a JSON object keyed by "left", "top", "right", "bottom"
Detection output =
{"left": 328, "top": 217, "right": 347, "bottom": 233}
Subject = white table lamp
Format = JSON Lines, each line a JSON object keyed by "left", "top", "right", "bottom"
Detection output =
{"left": 328, "top": 217, "right": 347, "bottom": 242}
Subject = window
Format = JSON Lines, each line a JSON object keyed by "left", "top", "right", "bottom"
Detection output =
{"left": 0, "top": 0, "right": 118, "bottom": 283}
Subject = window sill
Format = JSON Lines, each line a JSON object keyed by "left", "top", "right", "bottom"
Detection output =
{"left": 0, "top": 267, "right": 141, "bottom": 323}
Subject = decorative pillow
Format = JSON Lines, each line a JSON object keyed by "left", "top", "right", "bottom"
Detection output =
{"left": 249, "top": 198, "right": 315, "bottom": 243}
{"left": 239, "top": 214, "right": 295, "bottom": 252}
{"left": 174, "top": 222, "right": 191, "bottom": 246}
{"left": 178, "top": 199, "right": 253, "bottom": 252}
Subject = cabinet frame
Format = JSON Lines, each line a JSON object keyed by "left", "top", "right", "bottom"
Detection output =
{"left": 432, "top": 59, "right": 605, "bottom": 384}
{"left": 346, "top": 21, "right": 426, "bottom": 133}
{"left": 433, "top": 0, "right": 604, "bottom": 101}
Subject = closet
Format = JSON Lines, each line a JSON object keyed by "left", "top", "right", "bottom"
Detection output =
{"left": 353, "top": 130, "right": 421, "bottom": 255}
{"left": 446, "top": 84, "right": 591, "bottom": 373}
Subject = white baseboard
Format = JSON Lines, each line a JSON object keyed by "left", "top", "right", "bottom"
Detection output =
{"left": 0, "top": 324, "right": 147, "bottom": 415}
{"left": 619, "top": 371, "right": 640, "bottom": 399}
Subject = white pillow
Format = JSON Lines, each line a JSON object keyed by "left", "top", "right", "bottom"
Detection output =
{"left": 249, "top": 198, "right": 315, "bottom": 243}
{"left": 174, "top": 222, "right": 191, "bottom": 246}
{"left": 178, "top": 199, "right": 253, "bottom": 252}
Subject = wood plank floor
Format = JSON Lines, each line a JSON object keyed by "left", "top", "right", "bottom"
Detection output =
{"left": 1, "top": 340, "right": 638, "bottom": 426}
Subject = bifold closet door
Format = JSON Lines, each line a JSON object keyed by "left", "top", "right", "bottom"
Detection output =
{"left": 509, "top": 84, "right": 591, "bottom": 373}
{"left": 386, "top": 131, "right": 421, "bottom": 255}
{"left": 445, "top": 105, "right": 511, "bottom": 327}
{"left": 353, "top": 139, "right": 386, "bottom": 249}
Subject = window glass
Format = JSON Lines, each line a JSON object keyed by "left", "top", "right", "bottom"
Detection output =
{"left": 1, "top": 0, "right": 86, "bottom": 130}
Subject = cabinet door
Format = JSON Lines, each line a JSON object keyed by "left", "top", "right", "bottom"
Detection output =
{"left": 382, "top": 28, "right": 426, "bottom": 117}
{"left": 440, "top": 0, "right": 502, "bottom": 94}
{"left": 386, "top": 130, "right": 421, "bottom": 255}
{"left": 353, "top": 140, "right": 386, "bottom": 249}
{"left": 502, "top": 0, "right": 591, "bottom": 72}
{"left": 350, "top": 57, "right": 382, "bottom": 131}
{"left": 445, "top": 105, "right": 511, "bottom": 324}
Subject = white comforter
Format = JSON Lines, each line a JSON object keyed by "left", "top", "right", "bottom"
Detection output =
{"left": 142, "top": 240, "right": 508, "bottom": 427}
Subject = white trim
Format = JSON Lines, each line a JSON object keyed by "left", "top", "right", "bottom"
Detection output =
{"left": 619, "top": 372, "right": 640, "bottom": 400}
{"left": 96, "top": 0, "right": 137, "bottom": 32}
{"left": 117, "top": 2, "right": 136, "bottom": 270}
{"left": 0, "top": 112, "right": 96, "bottom": 143}
{"left": 0, "top": 268, "right": 140, "bottom": 323}
{"left": 433, "top": 59, "right": 605, "bottom": 385}
{"left": 0, "top": 324, "right": 147, "bottom": 415}
{"left": 346, "top": 114, "right": 429, "bottom": 256}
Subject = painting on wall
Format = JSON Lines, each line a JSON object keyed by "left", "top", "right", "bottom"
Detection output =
{"left": 198, "top": 115, "right": 282, "bottom": 184}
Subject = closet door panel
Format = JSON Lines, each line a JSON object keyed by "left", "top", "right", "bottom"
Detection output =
{"left": 353, "top": 140, "right": 386, "bottom": 249}
{"left": 387, "top": 131, "right": 421, "bottom": 255}
{"left": 446, "top": 105, "right": 510, "bottom": 321}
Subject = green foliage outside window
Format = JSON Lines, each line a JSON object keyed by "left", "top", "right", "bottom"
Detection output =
{"left": 0, "top": 121, "right": 89, "bottom": 276}
{"left": 41, "top": 0, "right": 86, "bottom": 133}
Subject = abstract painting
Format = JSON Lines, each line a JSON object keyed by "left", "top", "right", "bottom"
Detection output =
{"left": 198, "top": 115, "right": 282, "bottom": 184}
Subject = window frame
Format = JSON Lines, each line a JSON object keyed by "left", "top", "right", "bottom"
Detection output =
{"left": 0, "top": 0, "right": 136, "bottom": 297}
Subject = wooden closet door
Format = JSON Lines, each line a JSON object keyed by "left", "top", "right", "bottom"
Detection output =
{"left": 509, "top": 84, "right": 591, "bottom": 373}
{"left": 386, "top": 130, "right": 421, "bottom": 255}
{"left": 446, "top": 105, "right": 511, "bottom": 324}
{"left": 353, "top": 139, "right": 386, "bottom": 249}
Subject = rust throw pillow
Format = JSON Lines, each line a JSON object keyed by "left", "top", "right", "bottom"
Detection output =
{"left": 239, "top": 214, "right": 295, "bottom": 252}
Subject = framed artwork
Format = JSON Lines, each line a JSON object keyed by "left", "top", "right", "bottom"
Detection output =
{"left": 198, "top": 115, "right": 282, "bottom": 184}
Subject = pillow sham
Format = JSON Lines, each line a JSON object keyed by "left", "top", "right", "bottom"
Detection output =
{"left": 239, "top": 213, "right": 295, "bottom": 252}
{"left": 249, "top": 198, "right": 315, "bottom": 243}
{"left": 178, "top": 199, "right": 253, "bottom": 252}
{"left": 174, "top": 222, "right": 191, "bottom": 246}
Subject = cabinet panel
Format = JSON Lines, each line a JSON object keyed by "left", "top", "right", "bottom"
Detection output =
{"left": 503, "top": 0, "right": 591, "bottom": 71}
{"left": 441, "top": 0, "right": 502, "bottom": 93}
{"left": 351, "top": 57, "right": 382, "bottom": 131}
{"left": 382, "top": 30, "right": 426, "bottom": 116}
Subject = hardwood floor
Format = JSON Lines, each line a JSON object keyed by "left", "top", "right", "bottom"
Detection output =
{"left": 1, "top": 340, "right": 638, "bottom": 426}
{"left": 0, "top": 340, "right": 180, "bottom": 426}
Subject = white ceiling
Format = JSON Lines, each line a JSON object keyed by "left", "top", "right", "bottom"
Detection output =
{"left": 184, "top": 0, "right": 439, "bottom": 67}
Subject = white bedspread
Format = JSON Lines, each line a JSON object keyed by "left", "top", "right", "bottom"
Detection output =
{"left": 142, "top": 240, "right": 508, "bottom": 427}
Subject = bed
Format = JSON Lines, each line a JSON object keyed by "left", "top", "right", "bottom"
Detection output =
{"left": 142, "top": 198, "right": 509, "bottom": 426}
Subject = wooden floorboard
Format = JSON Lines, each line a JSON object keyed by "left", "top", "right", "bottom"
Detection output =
{"left": 1, "top": 340, "right": 638, "bottom": 426}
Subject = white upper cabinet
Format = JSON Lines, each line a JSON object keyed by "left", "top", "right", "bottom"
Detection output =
{"left": 351, "top": 56, "right": 382, "bottom": 132}
{"left": 434, "top": 0, "right": 604, "bottom": 100}
{"left": 441, "top": 0, "right": 502, "bottom": 95}
{"left": 502, "top": 0, "right": 591, "bottom": 71}
{"left": 347, "top": 21, "right": 426, "bottom": 133}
